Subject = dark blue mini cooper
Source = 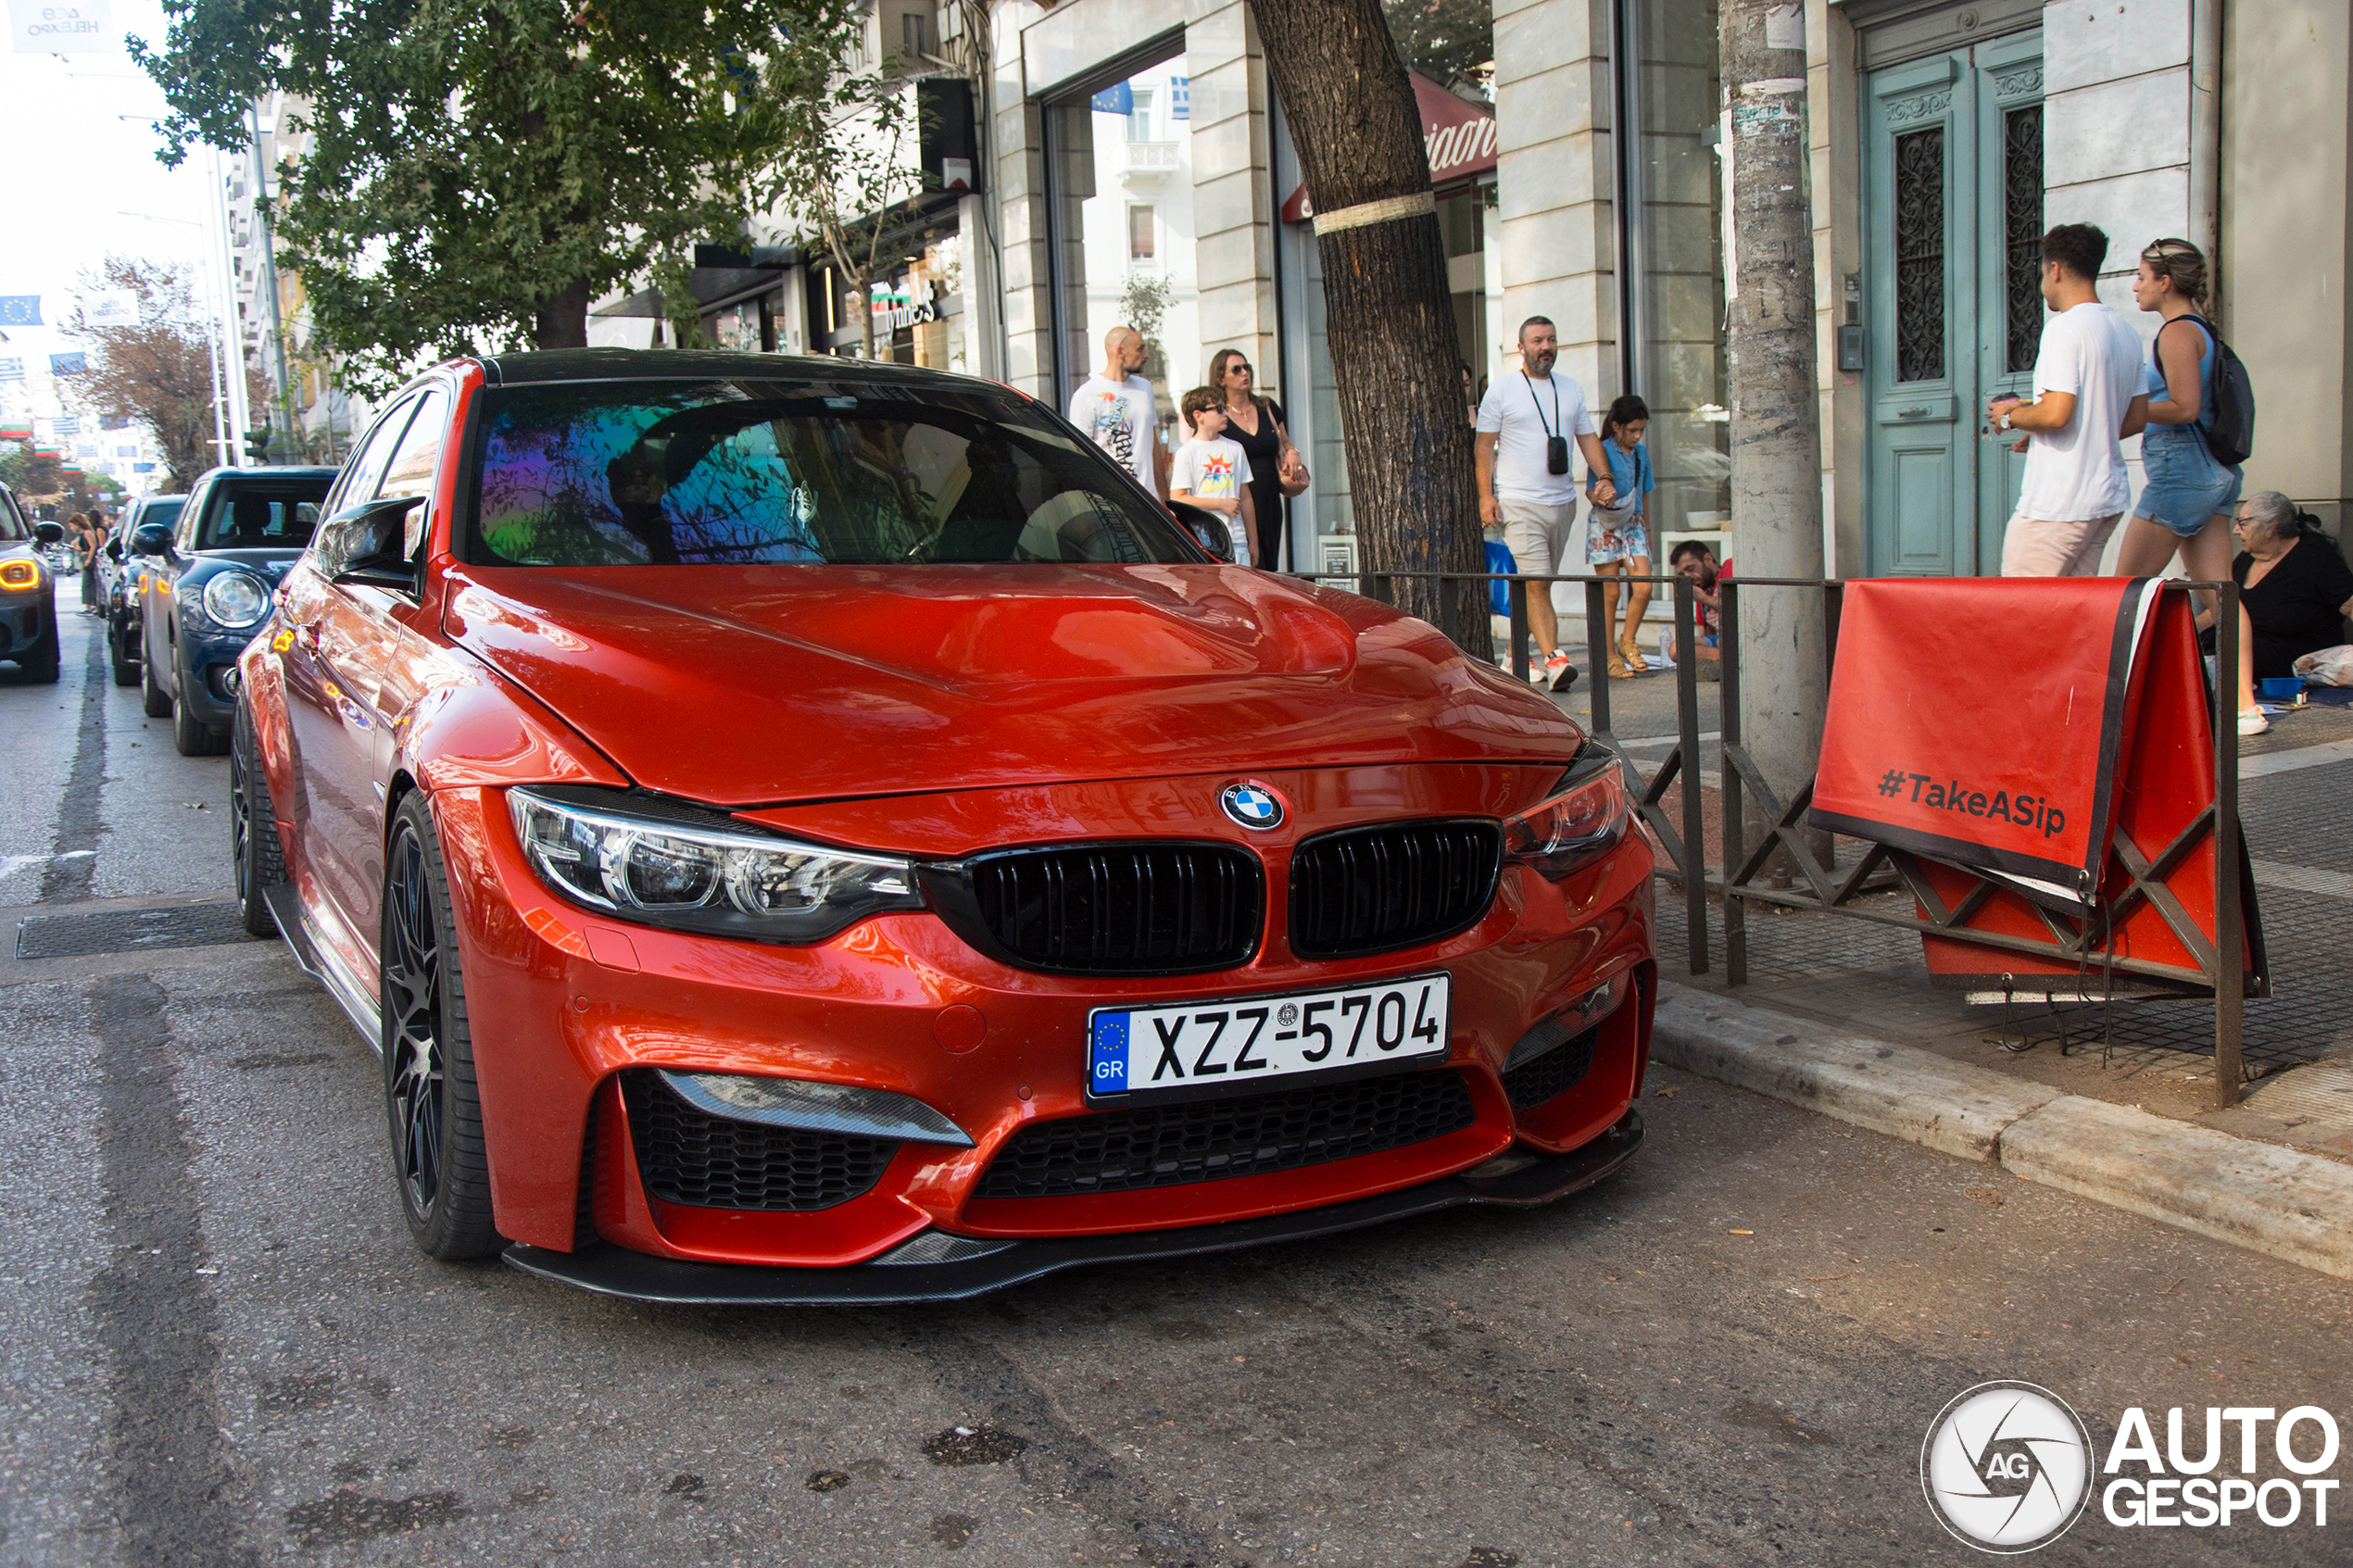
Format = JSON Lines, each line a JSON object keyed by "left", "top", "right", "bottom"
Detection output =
{"left": 131, "top": 466, "right": 334, "bottom": 754}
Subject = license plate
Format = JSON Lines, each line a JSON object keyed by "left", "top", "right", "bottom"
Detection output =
{"left": 1087, "top": 972, "right": 1453, "bottom": 1103}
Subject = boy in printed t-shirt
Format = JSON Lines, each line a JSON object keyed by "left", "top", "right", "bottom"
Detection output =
{"left": 1170, "top": 385, "right": 1256, "bottom": 566}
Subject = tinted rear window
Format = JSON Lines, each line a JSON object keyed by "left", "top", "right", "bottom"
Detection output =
{"left": 133, "top": 498, "right": 185, "bottom": 536}
{"left": 469, "top": 380, "right": 1201, "bottom": 568}
{"left": 194, "top": 482, "right": 327, "bottom": 550}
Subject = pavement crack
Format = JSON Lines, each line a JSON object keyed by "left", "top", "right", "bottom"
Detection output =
{"left": 85, "top": 972, "right": 258, "bottom": 1568}
{"left": 40, "top": 620, "right": 108, "bottom": 904}
{"left": 907, "top": 1325, "right": 1263, "bottom": 1566}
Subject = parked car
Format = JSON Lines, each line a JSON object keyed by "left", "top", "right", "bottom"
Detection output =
{"left": 0, "top": 483, "right": 65, "bottom": 682}
{"left": 131, "top": 466, "right": 333, "bottom": 754}
{"left": 238, "top": 350, "right": 1656, "bottom": 1303}
{"left": 103, "top": 494, "right": 186, "bottom": 686}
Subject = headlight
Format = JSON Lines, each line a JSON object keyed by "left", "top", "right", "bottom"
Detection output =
{"left": 508, "top": 786, "right": 925, "bottom": 944}
{"left": 1503, "top": 751, "right": 1631, "bottom": 883}
{"left": 0, "top": 559, "right": 38, "bottom": 591}
{"left": 201, "top": 571, "right": 270, "bottom": 628}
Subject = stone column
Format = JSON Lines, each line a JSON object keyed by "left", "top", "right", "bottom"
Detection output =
{"left": 1491, "top": 0, "right": 1617, "bottom": 399}
{"left": 1184, "top": 0, "right": 1280, "bottom": 396}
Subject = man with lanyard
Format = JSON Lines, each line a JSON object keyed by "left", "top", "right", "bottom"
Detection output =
{"left": 1475, "top": 317, "right": 1616, "bottom": 688}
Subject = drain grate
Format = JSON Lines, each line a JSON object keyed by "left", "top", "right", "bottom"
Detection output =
{"left": 15, "top": 901, "right": 257, "bottom": 960}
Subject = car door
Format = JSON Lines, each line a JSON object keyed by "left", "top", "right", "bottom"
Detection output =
{"left": 315, "top": 384, "right": 453, "bottom": 939}
{"left": 144, "top": 484, "right": 204, "bottom": 696}
{"left": 279, "top": 399, "right": 418, "bottom": 959}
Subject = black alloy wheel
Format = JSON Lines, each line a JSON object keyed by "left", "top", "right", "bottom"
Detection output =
{"left": 108, "top": 616, "right": 138, "bottom": 686}
{"left": 230, "top": 696, "right": 286, "bottom": 936}
{"left": 140, "top": 628, "right": 171, "bottom": 717}
{"left": 381, "top": 793, "right": 499, "bottom": 1259}
{"left": 23, "top": 606, "right": 59, "bottom": 684}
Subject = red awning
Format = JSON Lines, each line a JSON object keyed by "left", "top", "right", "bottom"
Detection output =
{"left": 1279, "top": 72, "right": 1497, "bottom": 225}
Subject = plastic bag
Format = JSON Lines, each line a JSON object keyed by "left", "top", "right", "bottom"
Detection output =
{"left": 2293, "top": 646, "right": 2353, "bottom": 687}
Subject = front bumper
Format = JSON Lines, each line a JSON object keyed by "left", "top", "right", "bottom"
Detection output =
{"left": 503, "top": 1110, "right": 1643, "bottom": 1304}
{"left": 425, "top": 766, "right": 1658, "bottom": 1273}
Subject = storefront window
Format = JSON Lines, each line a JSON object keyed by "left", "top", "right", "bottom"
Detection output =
{"left": 1046, "top": 50, "right": 1200, "bottom": 463}
{"left": 1622, "top": 0, "right": 1732, "bottom": 546}
{"left": 807, "top": 232, "right": 968, "bottom": 370}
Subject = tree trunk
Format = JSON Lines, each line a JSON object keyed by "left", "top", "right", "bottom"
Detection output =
{"left": 1248, "top": 0, "right": 1489, "bottom": 659}
{"left": 1722, "top": 0, "right": 1827, "bottom": 872}
{"left": 533, "top": 277, "right": 594, "bottom": 350}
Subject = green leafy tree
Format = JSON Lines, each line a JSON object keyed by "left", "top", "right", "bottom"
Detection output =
{"left": 134, "top": 0, "right": 873, "bottom": 393}
{"left": 1382, "top": 0, "right": 1492, "bottom": 85}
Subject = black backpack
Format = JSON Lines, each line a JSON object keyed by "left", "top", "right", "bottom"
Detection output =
{"left": 2155, "top": 314, "right": 2256, "bottom": 468}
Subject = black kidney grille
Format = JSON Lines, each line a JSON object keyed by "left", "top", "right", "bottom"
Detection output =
{"left": 1501, "top": 1023, "right": 1600, "bottom": 1110}
{"left": 1289, "top": 820, "right": 1504, "bottom": 958}
{"left": 965, "top": 843, "right": 1262, "bottom": 972}
{"left": 975, "top": 1069, "right": 1477, "bottom": 1199}
{"left": 622, "top": 1071, "right": 896, "bottom": 1211}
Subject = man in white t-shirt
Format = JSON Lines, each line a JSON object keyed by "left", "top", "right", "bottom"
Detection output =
{"left": 1475, "top": 317, "right": 1617, "bottom": 688}
{"left": 1991, "top": 224, "right": 2150, "bottom": 576}
{"left": 1068, "top": 326, "right": 1163, "bottom": 498}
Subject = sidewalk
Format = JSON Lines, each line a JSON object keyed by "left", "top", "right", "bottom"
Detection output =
{"left": 1632, "top": 710, "right": 2353, "bottom": 1280}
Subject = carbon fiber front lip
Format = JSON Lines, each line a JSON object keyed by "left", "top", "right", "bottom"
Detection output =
{"left": 499, "top": 1110, "right": 1642, "bottom": 1306}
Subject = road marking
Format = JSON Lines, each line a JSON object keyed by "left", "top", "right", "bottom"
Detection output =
{"left": 2241, "top": 737, "right": 2353, "bottom": 778}
{"left": 2250, "top": 859, "right": 2353, "bottom": 901}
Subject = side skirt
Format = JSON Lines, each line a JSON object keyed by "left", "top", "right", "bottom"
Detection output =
{"left": 262, "top": 882, "right": 383, "bottom": 1052}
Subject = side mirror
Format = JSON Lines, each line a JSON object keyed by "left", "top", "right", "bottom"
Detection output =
{"left": 130, "top": 521, "right": 172, "bottom": 556}
{"left": 106, "top": 538, "right": 123, "bottom": 560}
{"left": 1169, "top": 500, "right": 1236, "bottom": 563}
{"left": 33, "top": 521, "right": 64, "bottom": 545}
{"left": 316, "top": 495, "right": 424, "bottom": 595}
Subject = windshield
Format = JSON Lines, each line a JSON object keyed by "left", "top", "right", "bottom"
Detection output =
{"left": 193, "top": 481, "right": 326, "bottom": 551}
{"left": 470, "top": 379, "right": 1202, "bottom": 568}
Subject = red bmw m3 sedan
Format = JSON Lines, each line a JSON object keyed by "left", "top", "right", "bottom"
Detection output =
{"left": 234, "top": 350, "right": 1655, "bottom": 1303}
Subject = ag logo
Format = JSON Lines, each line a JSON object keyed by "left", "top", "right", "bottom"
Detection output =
{"left": 1219, "top": 782, "right": 1285, "bottom": 831}
{"left": 1922, "top": 1382, "right": 2094, "bottom": 1553}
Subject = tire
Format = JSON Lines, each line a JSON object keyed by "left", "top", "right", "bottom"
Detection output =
{"left": 22, "top": 608, "right": 60, "bottom": 684}
{"left": 172, "top": 680, "right": 226, "bottom": 756}
{"left": 230, "top": 696, "right": 287, "bottom": 937}
{"left": 382, "top": 793, "right": 500, "bottom": 1260}
{"left": 140, "top": 631, "right": 172, "bottom": 718}
{"left": 109, "top": 620, "right": 138, "bottom": 687}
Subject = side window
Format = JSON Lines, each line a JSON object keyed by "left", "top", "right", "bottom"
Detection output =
{"left": 327, "top": 396, "right": 418, "bottom": 518}
{"left": 175, "top": 490, "right": 207, "bottom": 554}
{"left": 376, "top": 388, "right": 452, "bottom": 556}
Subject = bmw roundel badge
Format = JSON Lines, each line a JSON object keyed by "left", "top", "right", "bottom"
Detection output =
{"left": 1219, "top": 782, "right": 1285, "bottom": 831}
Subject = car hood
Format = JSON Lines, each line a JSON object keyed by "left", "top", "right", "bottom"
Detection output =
{"left": 442, "top": 564, "right": 1581, "bottom": 806}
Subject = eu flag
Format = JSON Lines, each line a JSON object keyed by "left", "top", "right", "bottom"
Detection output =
{"left": 0, "top": 296, "right": 41, "bottom": 327}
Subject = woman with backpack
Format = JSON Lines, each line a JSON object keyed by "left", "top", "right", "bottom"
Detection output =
{"left": 2114, "top": 237, "right": 2264, "bottom": 734}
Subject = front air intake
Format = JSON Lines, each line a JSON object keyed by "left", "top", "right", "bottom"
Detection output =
{"left": 621, "top": 1070, "right": 895, "bottom": 1211}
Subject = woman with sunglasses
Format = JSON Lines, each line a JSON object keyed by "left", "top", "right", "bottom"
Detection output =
{"left": 2112, "top": 238, "right": 2262, "bottom": 733}
{"left": 1204, "top": 349, "right": 1309, "bottom": 571}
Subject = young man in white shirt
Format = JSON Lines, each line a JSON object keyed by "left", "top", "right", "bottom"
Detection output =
{"left": 1068, "top": 326, "right": 1164, "bottom": 499}
{"left": 1990, "top": 224, "right": 2150, "bottom": 576}
{"left": 1475, "top": 317, "right": 1617, "bottom": 689}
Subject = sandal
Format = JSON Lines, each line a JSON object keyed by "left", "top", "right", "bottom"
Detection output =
{"left": 1617, "top": 635, "right": 1649, "bottom": 673}
{"left": 1606, "top": 654, "right": 1632, "bottom": 680}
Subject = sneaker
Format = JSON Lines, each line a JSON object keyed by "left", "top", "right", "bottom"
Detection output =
{"left": 1543, "top": 652, "right": 1578, "bottom": 691}
{"left": 2238, "top": 708, "right": 2270, "bottom": 738}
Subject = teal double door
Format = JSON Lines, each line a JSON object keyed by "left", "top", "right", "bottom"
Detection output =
{"left": 1863, "top": 31, "right": 2044, "bottom": 576}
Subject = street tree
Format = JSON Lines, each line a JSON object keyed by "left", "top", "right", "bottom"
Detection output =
{"left": 0, "top": 446, "right": 64, "bottom": 501}
{"left": 1381, "top": 0, "right": 1493, "bottom": 85}
{"left": 1719, "top": 0, "right": 1826, "bottom": 862}
{"left": 62, "top": 257, "right": 265, "bottom": 491}
{"left": 1249, "top": 0, "right": 1491, "bottom": 658}
{"left": 754, "top": 17, "right": 925, "bottom": 362}
{"left": 134, "top": 0, "right": 868, "bottom": 392}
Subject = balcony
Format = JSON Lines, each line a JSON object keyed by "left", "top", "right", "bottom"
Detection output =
{"left": 1121, "top": 140, "right": 1179, "bottom": 181}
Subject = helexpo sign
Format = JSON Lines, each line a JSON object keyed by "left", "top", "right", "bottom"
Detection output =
{"left": 1923, "top": 1384, "right": 2343, "bottom": 1553}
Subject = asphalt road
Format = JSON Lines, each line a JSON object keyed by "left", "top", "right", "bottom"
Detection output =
{"left": 5, "top": 587, "right": 2349, "bottom": 1568}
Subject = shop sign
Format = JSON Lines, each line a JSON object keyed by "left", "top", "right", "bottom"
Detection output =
{"left": 869, "top": 279, "right": 942, "bottom": 332}
{"left": 1280, "top": 70, "right": 1497, "bottom": 223}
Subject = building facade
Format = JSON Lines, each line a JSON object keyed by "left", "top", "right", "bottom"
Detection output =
{"left": 678, "top": 0, "right": 2353, "bottom": 581}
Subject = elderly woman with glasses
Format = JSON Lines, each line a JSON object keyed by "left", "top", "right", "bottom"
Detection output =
{"left": 2210, "top": 492, "right": 2353, "bottom": 705}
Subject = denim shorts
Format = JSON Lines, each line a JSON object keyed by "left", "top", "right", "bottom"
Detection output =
{"left": 2136, "top": 424, "right": 2243, "bottom": 538}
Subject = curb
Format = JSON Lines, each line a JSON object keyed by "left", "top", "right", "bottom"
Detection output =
{"left": 1651, "top": 985, "right": 2353, "bottom": 1282}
